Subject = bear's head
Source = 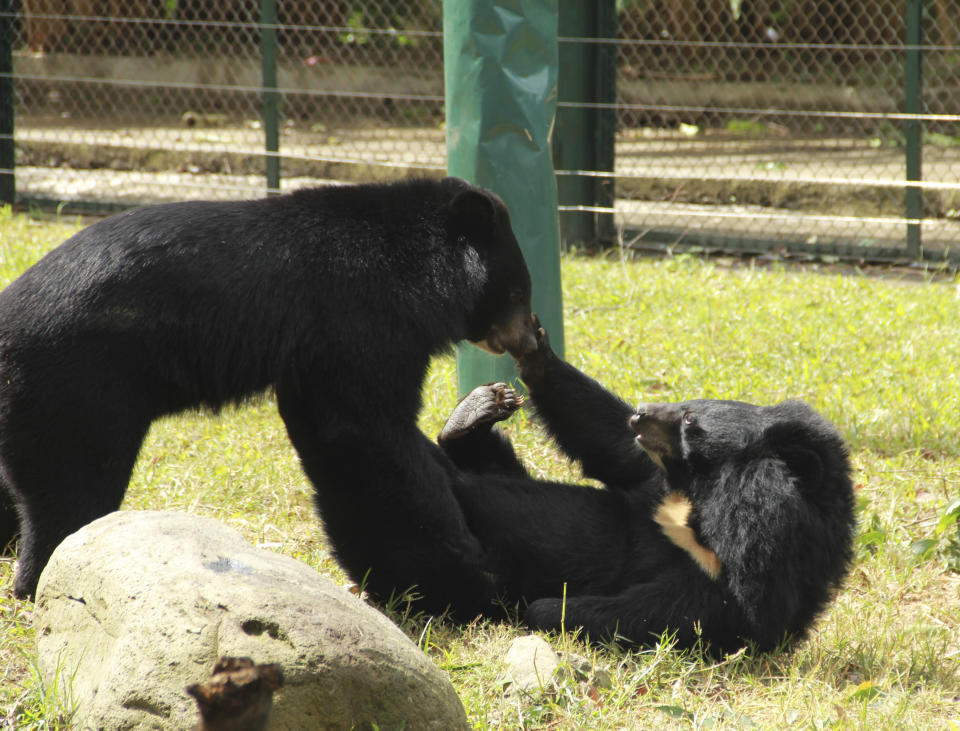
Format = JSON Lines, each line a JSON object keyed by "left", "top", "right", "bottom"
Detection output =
{"left": 443, "top": 179, "right": 537, "bottom": 358}
{"left": 631, "top": 398, "right": 856, "bottom": 639}
{"left": 631, "top": 399, "right": 768, "bottom": 485}
{"left": 629, "top": 398, "right": 851, "bottom": 510}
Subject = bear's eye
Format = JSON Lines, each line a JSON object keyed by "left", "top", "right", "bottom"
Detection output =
{"left": 509, "top": 288, "right": 524, "bottom": 303}
{"left": 682, "top": 411, "right": 697, "bottom": 426}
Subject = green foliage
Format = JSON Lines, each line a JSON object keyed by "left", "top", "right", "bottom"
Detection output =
{"left": 12, "top": 654, "right": 79, "bottom": 730}
{"left": 1, "top": 214, "right": 959, "bottom": 728}
{"left": 927, "top": 498, "right": 960, "bottom": 571}
{"left": 924, "top": 131, "right": 960, "bottom": 148}
{"left": 338, "top": 1, "right": 440, "bottom": 47}
{"left": 726, "top": 119, "right": 771, "bottom": 136}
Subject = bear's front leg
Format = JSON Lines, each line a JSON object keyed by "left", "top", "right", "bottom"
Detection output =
{"left": 514, "top": 318, "right": 658, "bottom": 489}
{"left": 524, "top": 594, "right": 646, "bottom": 647}
{"left": 524, "top": 575, "right": 742, "bottom": 654}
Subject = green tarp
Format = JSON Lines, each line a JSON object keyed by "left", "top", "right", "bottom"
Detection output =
{"left": 444, "top": 0, "right": 565, "bottom": 394}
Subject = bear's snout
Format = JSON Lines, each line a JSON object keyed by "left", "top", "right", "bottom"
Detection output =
{"left": 630, "top": 403, "right": 683, "bottom": 460}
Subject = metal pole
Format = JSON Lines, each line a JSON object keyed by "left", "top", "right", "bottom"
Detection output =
{"left": 554, "top": 1, "right": 616, "bottom": 249}
{"left": 593, "top": 2, "right": 617, "bottom": 244}
{"left": 260, "top": 0, "right": 280, "bottom": 195}
{"left": 0, "top": 0, "right": 15, "bottom": 205}
{"left": 904, "top": 0, "right": 923, "bottom": 259}
{"left": 444, "top": 0, "right": 565, "bottom": 394}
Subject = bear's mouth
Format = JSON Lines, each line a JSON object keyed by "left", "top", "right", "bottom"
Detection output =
{"left": 629, "top": 406, "right": 681, "bottom": 462}
{"left": 634, "top": 432, "right": 664, "bottom": 452}
{"left": 471, "top": 335, "right": 507, "bottom": 355}
{"left": 633, "top": 432, "right": 672, "bottom": 462}
{"left": 470, "top": 316, "right": 538, "bottom": 357}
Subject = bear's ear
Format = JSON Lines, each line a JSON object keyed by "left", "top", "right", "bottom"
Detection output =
{"left": 763, "top": 417, "right": 824, "bottom": 492}
{"left": 449, "top": 189, "right": 497, "bottom": 240}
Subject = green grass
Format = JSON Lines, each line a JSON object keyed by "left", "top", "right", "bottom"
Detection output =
{"left": 1, "top": 207, "right": 959, "bottom": 729}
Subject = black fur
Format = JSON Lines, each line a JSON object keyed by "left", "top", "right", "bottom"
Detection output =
{"left": 0, "top": 177, "right": 537, "bottom": 600}
{"left": 320, "top": 328, "right": 857, "bottom": 654}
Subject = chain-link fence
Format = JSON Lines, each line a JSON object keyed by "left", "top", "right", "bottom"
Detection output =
{"left": 7, "top": 0, "right": 446, "bottom": 208}
{"left": 611, "top": 0, "right": 960, "bottom": 262}
{"left": 2, "top": 1, "right": 958, "bottom": 262}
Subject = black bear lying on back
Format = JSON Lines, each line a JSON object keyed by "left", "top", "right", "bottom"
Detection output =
{"left": 320, "top": 325, "right": 857, "bottom": 654}
{"left": 0, "top": 177, "right": 537, "bottom": 600}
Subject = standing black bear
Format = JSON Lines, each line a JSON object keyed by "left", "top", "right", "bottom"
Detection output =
{"left": 317, "top": 326, "right": 857, "bottom": 654}
{"left": 0, "top": 177, "right": 537, "bottom": 600}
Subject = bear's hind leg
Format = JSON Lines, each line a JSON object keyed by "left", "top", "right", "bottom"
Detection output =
{"left": 0, "top": 473, "right": 19, "bottom": 553}
{"left": 277, "top": 382, "right": 501, "bottom": 618}
{"left": 438, "top": 383, "right": 528, "bottom": 477}
{"left": 438, "top": 383, "right": 523, "bottom": 442}
{"left": 6, "top": 420, "right": 149, "bottom": 600}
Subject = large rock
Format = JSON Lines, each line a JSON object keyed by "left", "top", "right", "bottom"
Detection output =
{"left": 34, "top": 510, "right": 467, "bottom": 730}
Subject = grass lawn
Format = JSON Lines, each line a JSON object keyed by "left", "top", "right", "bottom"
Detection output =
{"left": 1, "top": 207, "right": 958, "bottom": 729}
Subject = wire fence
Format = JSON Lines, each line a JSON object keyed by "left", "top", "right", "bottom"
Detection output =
{"left": 5, "top": 1, "right": 446, "bottom": 209}
{"left": 611, "top": 0, "right": 960, "bottom": 262}
{"left": 3, "top": 1, "right": 959, "bottom": 263}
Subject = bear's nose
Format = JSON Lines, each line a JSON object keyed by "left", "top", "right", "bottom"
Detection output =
{"left": 629, "top": 407, "right": 649, "bottom": 433}
{"left": 633, "top": 403, "right": 682, "bottom": 427}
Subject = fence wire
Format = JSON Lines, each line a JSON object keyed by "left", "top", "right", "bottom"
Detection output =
{"left": 610, "top": 0, "right": 960, "bottom": 260}
{"left": 8, "top": 0, "right": 446, "bottom": 207}
{"left": 4, "top": 1, "right": 960, "bottom": 262}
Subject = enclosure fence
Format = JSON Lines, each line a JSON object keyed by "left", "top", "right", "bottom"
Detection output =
{"left": 1, "top": 0, "right": 958, "bottom": 264}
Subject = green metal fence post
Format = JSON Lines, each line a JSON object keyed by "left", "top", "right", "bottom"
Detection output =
{"left": 260, "top": 0, "right": 280, "bottom": 195}
{"left": 0, "top": 0, "right": 14, "bottom": 205}
{"left": 444, "top": 0, "right": 565, "bottom": 395}
{"left": 554, "top": 1, "right": 617, "bottom": 249}
{"left": 593, "top": 2, "right": 617, "bottom": 244}
{"left": 904, "top": 0, "right": 923, "bottom": 259}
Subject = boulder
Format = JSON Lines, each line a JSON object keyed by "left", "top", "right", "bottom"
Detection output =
{"left": 34, "top": 510, "right": 467, "bottom": 730}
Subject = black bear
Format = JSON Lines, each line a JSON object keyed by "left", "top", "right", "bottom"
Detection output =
{"left": 0, "top": 177, "right": 537, "bottom": 600}
{"left": 317, "top": 325, "right": 857, "bottom": 654}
